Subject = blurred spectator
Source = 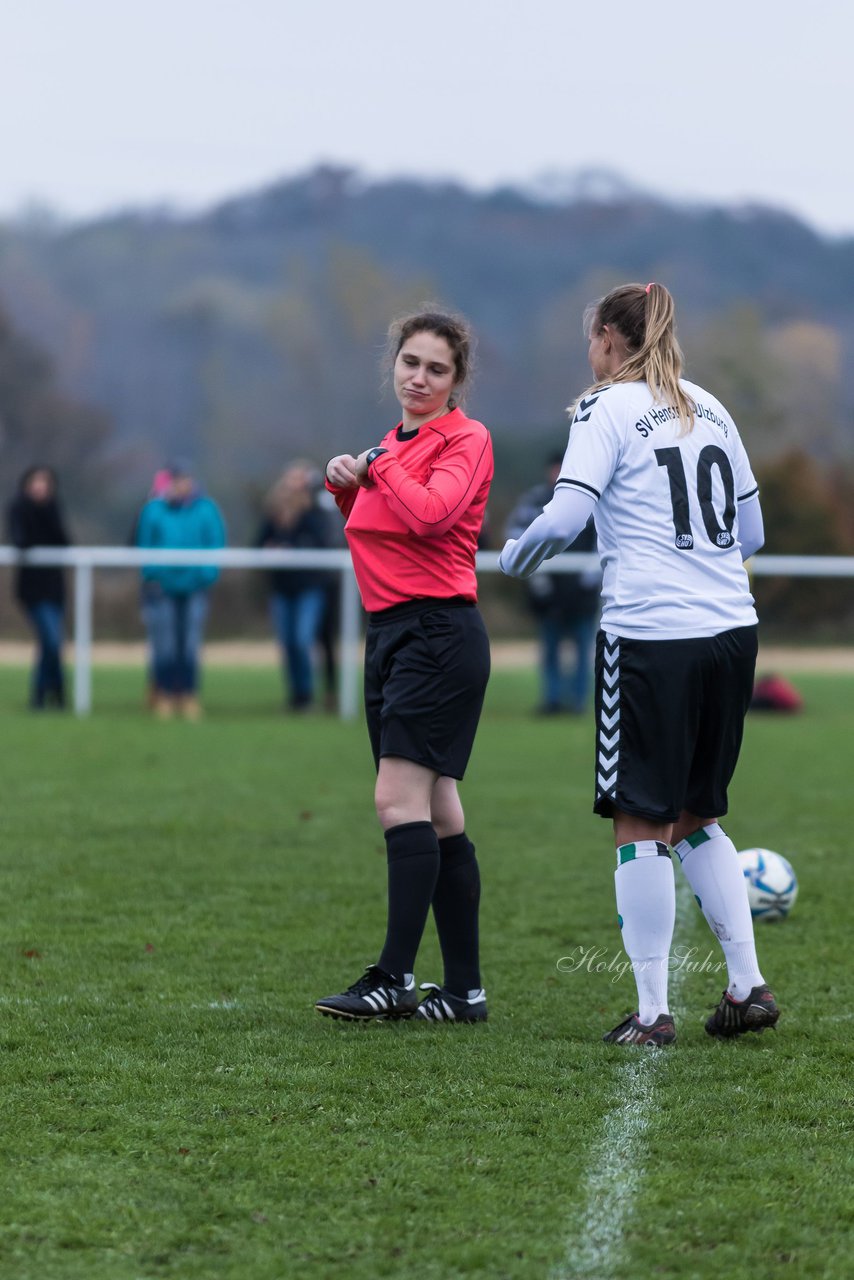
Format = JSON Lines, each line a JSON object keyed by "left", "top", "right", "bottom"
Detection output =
{"left": 7, "top": 466, "right": 71, "bottom": 710}
{"left": 135, "top": 461, "right": 226, "bottom": 720}
{"left": 128, "top": 469, "right": 173, "bottom": 545}
{"left": 477, "top": 506, "right": 494, "bottom": 550}
{"left": 131, "top": 469, "right": 179, "bottom": 709}
{"left": 315, "top": 484, "right": 346, "bottom": 710}
{"left": 505, "top": 453, "right": 600, "bottom": 714}
{"left": 256, "top": 462, "right": 332, "bottom": 711}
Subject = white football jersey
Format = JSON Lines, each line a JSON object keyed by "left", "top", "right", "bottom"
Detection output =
{"left": 557, "top": 379, "right": 759, "bottom": 639}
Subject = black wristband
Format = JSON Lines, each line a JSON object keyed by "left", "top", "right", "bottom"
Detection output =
{"left": 365, "top": 447, "right": 389, "bottom": 468}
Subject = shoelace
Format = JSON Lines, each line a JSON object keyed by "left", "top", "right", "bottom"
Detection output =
{"left": 417, "top": 984, "right": 455, "bottom": 1016}
{"left": 345, "top": 966, "right": 390, "bottom": 997}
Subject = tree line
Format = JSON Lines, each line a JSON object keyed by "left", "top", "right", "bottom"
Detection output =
{"left": 1, "top": 165, "right": 853, "bottom": 634}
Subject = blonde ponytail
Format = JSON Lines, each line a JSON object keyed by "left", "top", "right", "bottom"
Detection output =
{"left": 570, "top": 282, "right": 695, "bottom": 434}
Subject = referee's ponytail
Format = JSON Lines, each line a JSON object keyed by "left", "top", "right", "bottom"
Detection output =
{"left": 575, "top": 282, "right": 695, "bottom": 434}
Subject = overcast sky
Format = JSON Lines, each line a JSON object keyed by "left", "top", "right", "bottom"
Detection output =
{"left": 2, "top": 0, "right": 850, "bottom": 236}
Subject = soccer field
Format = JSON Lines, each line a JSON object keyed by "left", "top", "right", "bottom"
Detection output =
{"left": 0, "top": 665, "right": 851, "bottom": 1280}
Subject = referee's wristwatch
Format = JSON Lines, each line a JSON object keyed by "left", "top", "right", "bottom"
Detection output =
{"left": 365, "top": 447, "right": 388, "bottom": 468}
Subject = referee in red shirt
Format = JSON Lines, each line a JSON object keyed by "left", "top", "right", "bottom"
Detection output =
{"left": 315, "top": 310, "right": 494, "bottom": 1023}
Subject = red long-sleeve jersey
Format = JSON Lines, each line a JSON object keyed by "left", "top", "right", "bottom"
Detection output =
{"left": 326, "top": 408, "right": 493, "bottom": 612}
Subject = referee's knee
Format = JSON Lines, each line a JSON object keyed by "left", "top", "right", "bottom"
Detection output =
{"left": 374, "top": 775, "right": 433, "bottom": 830}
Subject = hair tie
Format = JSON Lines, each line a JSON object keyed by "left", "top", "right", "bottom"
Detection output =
{"left": 645, "top": 282, "right": 655, "bottom": 295}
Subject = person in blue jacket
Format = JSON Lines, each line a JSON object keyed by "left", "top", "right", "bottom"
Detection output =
{"left": 135, "top": 462, "right": 226, "bottom": 719}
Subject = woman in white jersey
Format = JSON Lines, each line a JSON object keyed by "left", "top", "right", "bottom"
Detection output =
{"left": 500, "top": 282, "right": 778, "bottom": 1046}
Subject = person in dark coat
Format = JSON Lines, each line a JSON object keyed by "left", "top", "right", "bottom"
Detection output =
{"left": 256, "top": 462, "right": 332, "bottom": 711}
{"left": 505, "top": 454, "right": 600, "bottom": 714}
{"left": 7, "top": 466, "right": 71, "bottom": 709}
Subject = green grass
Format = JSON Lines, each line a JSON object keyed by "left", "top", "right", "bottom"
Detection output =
{"left": 0, "top": 664, "right": 851, "bottom": 1279}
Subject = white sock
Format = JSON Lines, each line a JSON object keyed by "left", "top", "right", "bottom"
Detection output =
{"left": 614, "top": 842, "right": 675, "bottom": 1025}
{"left": 674, "top": 823, "right": 763, "bottom": 1000}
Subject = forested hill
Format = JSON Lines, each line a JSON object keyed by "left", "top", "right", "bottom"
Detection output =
{"left": 1, "top": 165, "right": 854, "bottom": 534}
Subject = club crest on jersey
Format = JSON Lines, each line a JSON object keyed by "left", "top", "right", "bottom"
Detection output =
{"left": 676, "top": 533, "right": 694, "bottom": 549}
{"left": 716, "top": 531, "right": 734, "bottom": 548}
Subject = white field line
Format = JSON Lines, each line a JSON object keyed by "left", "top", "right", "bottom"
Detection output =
{"left": 552, "top": 877, "right": 695, "bottom": 1280}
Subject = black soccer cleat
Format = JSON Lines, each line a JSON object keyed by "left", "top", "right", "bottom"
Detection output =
{"left": 314, "top": 965, "right": 418, "bottom": 1021}
{"left": 414, "top": 983, "right": 488, "bottom": 1023}
{"left": 603, "top": 1012, "right": 677, "bottom": 1046}
{"left": 705, "top": 984, "right": 780, "bottom": 1038}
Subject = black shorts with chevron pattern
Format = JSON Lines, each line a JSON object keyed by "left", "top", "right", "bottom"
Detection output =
{"left": 593, "top": 625, "right": 758, "bottom": 822}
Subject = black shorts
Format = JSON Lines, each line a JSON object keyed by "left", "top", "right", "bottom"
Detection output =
{"left": 593, "top": 625, "right": 758, "bottom": 823}
{"left": 364, "top": 598, "right": 490, "bottom": 780}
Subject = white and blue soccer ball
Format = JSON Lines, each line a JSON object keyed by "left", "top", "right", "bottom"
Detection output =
{"left": 737, "top": 848, "right": 798, "bottom": 921}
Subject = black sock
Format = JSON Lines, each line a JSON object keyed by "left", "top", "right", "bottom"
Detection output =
{"left": 432, "top": 832, "right": 481, "bottom": 996}
{"left": 377, "top": 821, "right": 440, "bottom": 980}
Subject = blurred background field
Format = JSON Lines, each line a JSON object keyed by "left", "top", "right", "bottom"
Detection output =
{"left": 3, "top": 183, "right": 854, "bottom": 642}
{"left": 4, "top": 166, "right": 854, "bottom": 645}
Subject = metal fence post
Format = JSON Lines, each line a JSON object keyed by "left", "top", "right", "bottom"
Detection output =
{"left": 73, "top": 559, "right": 94, "bottom": 716}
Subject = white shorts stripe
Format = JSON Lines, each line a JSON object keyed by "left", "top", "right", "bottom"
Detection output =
{"left": 596, "top": 634, "right": 620, "bottom": 804}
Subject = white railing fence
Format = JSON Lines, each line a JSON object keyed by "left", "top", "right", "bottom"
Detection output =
{"left": 1, "top": 546, "right": 852, "bottom": 718}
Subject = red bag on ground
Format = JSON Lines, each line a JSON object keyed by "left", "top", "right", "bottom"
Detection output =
{"left": 750, "top": 673, "right": 803, "bottom": 713}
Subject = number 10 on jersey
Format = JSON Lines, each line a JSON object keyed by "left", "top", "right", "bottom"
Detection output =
{"left": 655, "top": 446, "right": 736, "bottom": 551}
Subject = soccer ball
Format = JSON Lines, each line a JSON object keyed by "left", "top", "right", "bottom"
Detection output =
{"left": 737, "top": 848, "right": 798, "bottom": 921}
